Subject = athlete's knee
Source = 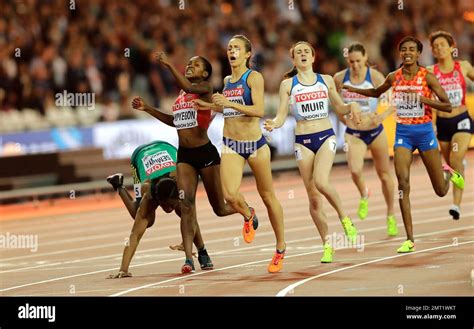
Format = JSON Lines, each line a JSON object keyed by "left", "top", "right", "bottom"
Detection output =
{"left": 397, "top": 176, "right": 410, "bottom": 192}
{"left": 378, "top": 171, "right": 392, "bottom": 185}
{"left": 433, "top": 184, "right": 448, "bottom": 197}
{"left": 223, "top": 190, "right": 239, "bottom": 206}
{"left": 212, "top": 205, "right": 228, "bottom": 217}
{"left": 309, "top": 195, "right": 323, "bottom": 211}
{"left": 259, "top": 191, "right": 276, "bottom": 207}
{"left": 180, "top": 195, "right": 196, "bottom": 213}
{"left": 314, "top": 179, "right": 330, "bottom": 194}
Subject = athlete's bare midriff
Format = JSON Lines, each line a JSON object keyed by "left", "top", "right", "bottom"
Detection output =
{"left": 223, "top": 116, "right": 262, "bottom": 140}
{"left": 436, "top": 105, "right": 468, "bottom": 119}
{"left": 177, "top": 126, "right": 210, "bottom": 148}
{"left": 345, "top": 113, "right": 380, "bottom": 131}
{"left": 295, "top": 117, "right": 334, "bottom": 135}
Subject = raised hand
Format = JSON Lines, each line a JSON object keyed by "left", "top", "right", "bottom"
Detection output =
{"left": 349, "top": 102, "right": 362, "bottom": 125}
{"left": 212, "top": 93, "right": 230, "bottom": 107}
{"left": 156, "top": 51, "right": 171, "bottom": 66}
{"left": 263, "top": 119, "right": 276, "bottom": 132}
{"left": 132, "top": 96, "right": 146, "bottom": 111}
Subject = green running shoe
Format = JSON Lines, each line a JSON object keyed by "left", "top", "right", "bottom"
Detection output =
{"left": 341, "top": 216, "right": 357, "bottom": 244}
{"left": 320, "top": 243, "right": 334, "bottom": 263}
{"left": 387, "top": 215, "right": 398, "bottom": 237}
{"left": 397, "top": 240, "right": 415, "bottom": 253}
{"left": 358, "top": 198, "right": 369, "bottom": 220}
{"left": 443, "top": 164, "right": 465, "bottom": 190}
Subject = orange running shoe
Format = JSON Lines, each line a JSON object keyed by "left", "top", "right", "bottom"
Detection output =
{"left": 242, "top": 207, "right": 258, "bottom": 243}
{"left": 268, "top": 249, "right": 285, "bottom": 273}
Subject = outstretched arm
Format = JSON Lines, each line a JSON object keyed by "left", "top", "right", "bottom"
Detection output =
{"left": 212, "top": 71, "right": 265, "bottom": 118}
{"left": 108, "top": 182, "right": 155, "bottom": 278}
{"left": 132, "top": 96, "right": 175, "bottom": 127}
{"left": 324, "top": 75, "right": 362, "bottom": 124}
{"left": 343, "top": 72, "right": 395, "bottom": 98}
{"left": 156, "top": 51, "right": 212, "bottom": 95}
{"left": 264, "top": 79, "right": 291, "bottom": 131}
{"left": 193, "top": 98, "right": 223, "bottom": 113}
{"left": 424, "top": 72, "right": 452, "bottom": 113}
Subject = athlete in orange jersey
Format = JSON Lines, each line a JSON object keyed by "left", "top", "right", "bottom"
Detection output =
{"left": 343, "top": 36, "right": 463, "bottom": 253}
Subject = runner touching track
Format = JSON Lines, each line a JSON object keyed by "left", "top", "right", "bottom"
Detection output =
{"left": 264, "top": 41, "right": 361, "bottom": 263}
{"left": 427, "top": 31, "right": 474, "bottom": 220}
{"left": 343, "top": 36, "right": 464, "bottom": 253}
{"left": 132, "top": 53, "right": 236, "bottom": 274}
{"left": 334, "top": 42, "right": 398, "bottom": 236}
{"left": 193, "top": 35, "right": 286, "bottom": 273}
{"left": 105, "top": 141, "right": 209, "bottom": 278}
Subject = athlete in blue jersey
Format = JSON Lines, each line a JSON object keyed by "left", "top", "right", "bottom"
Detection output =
{"left": 194, "top": 35, "right": 286, "bottom": 273}
{"left": 264, "top": 41, "right": 361, "bottom": 263}
{"left": 334, "top": 43, "right": 398, "bottom": 236}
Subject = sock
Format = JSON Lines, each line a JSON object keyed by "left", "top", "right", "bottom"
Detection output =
{"left": 198, "top": 246, "right": 207, "bottom": 255}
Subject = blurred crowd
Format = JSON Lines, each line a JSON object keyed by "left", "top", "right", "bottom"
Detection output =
{"left": 0, "top": 0, "right": 472, "bottom": 121}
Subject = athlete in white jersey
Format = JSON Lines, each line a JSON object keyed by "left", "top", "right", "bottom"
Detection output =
{"left": 334, "top": 43, "right": 398, "bottom": 236}
{"left": 264, "top": 41, "right": 361, "bottom": 263}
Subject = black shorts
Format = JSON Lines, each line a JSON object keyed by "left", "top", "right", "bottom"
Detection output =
{"left": 177, "top": 141, "right": 221, "bottom": 169}
{"left": 436, "top": 111, "right": 473, "bottom": 142}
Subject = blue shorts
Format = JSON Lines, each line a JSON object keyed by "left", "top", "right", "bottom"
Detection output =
{"left": 295, "top": 129, "right": 335, "bottom": 154}
{"left": 222, "top": 135, "right": 267, "bottom": 159}
{"left": 394, "top": 122, "right": 438, "bottom": 152}
{"left": 346, "top": 124, "right": 384, "bottom": 145}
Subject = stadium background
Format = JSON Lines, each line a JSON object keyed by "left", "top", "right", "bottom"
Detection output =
{"left": 0, "top": 0, "right": 473, "bottom": 197}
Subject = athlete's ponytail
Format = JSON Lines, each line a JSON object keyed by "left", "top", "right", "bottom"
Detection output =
{"left": 283, "top": 66, "right": 298, "bottom": 79}
{"left": 284, "top": 41, "right": 316, "bottom": 79}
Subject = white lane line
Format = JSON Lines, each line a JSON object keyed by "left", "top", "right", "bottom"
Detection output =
{"left": 2, "top": 194, "right": 467, "bottom": 262}
{"left": 110, "top": 225, "right": 473, "bottom": 297}
{"left": 1, "top": 222, "right": 472, "bottom": 293}
{"left": 2, "top": 205, "right": 467, "bottom": 274}
{"left": 276, "top": 240, "right": 474, "bottom": 297}
{"left": 2, "top": 213, "right": 472, "bottom": 294}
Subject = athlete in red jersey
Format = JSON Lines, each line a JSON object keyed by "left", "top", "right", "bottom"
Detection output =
{"left": 133, "top": 53, "right": 236, "bottom": 273}
{"left": 343, "top": 36, "right": 464, "bottom": 254}
{"left": 427, "top": 31, "right": 474, "bottom": 220}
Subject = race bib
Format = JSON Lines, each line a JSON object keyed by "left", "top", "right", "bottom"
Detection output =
{"left": 134, "top": 183, "right": 142, "bottom": 198}
{"left": 394, "top": 93, "right": 424, "bottom": 118}
{"left": 223, "top": 107, "right": 245, "bottom": 118}
{"left": 457, "top": 118, "right": 471, "bottom": 130}
{"left": 342, "top": 90, "right": 371, "bottom": 113}
{"left": 294, "top": 147, "right": 303, "bottom": 161}
{"left": 173, "top": 108, "right": 198, "bottom": 130}
{"left": 142, "top": 151, "right": 175, "bottom": 175}
{"left": 447, "top": 89, "right": 462, "bottom": 107}
{"left": 293, "top": 91, "right": 329, "bottom": 120}
{"left": 223, "top": 88, "right": 245, "bottom": 118}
